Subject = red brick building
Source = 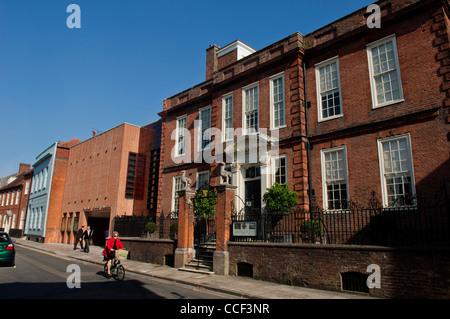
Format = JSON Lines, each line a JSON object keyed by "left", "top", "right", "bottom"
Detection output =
{"left": 159, "top": 0, "right": 449, "bottom": 215}
{"left": 0, "top": 164, "right": 33, "bottom": 237}
{"left": 60, "top": 122, "right": 161, "bottom": 245}
{"left": 158, "top": 34, "right": 309, "bottom": 218}
{"left": 305, "top": 0, "right": 450, "bottom": 209}
{"left": 157, "top": 0, "right": 450, "bottom": 274}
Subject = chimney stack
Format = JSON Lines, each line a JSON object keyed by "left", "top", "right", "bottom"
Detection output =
{"left": 18, "top": 163, "right": 31, "bottom": 174}
{"left": 206, "top": 44, "right": 220, "bottom": 81}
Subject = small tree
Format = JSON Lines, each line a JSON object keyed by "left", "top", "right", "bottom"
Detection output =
{"left": 263, "top": 183, "right": 298, "bottom": 215}
{"left": 144, "top": 222, "right": 157, "bottom": 233}
{"left": 192, "top": 188, "right": 217, "bottom": 218}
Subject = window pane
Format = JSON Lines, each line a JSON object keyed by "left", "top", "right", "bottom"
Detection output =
{"left": 370, "top": 38, "right": 402, "bottom": 106}
{"left": 323, "top": 149, "right": 348, "bottom": 210}
{"left": 381, "top": 137, "right": 414, "bottom": 206}
{"left": 318, "top": 60, "right": 341, "bottom": 119}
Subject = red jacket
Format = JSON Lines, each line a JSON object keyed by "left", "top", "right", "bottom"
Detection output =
{"left": 102, "top": 237, "right": 124, "bottom": 258}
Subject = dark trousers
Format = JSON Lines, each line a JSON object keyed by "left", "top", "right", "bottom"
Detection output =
{"left": 73, "top": 238, "right": 83, "bottom": 250}
{"left": 84, "top": 239, "right": 90, "bottom": 253}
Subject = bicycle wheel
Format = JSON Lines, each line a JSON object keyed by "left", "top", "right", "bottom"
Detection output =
{"left": 116, "top": 265, "right": 125, "bottom": 281}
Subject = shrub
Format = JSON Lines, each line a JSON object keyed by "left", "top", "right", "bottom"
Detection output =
{"left": 170, "top": 222, "right": 178, "bottom": 234}
{"left": 263, "top": 183, "right": 298, "bottom": 215}
{"left": 300, "top": 219, "right": 323, "bottom": 237}
{"left": 144, "top": 222, "right": 157, "bottom": 233}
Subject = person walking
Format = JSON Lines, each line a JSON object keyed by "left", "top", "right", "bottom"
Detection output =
{"left": 73, "top": 226, "right": 84, "bottom": 250}
{"left": 83, "top": 226, "right": 93, "bottom": 253}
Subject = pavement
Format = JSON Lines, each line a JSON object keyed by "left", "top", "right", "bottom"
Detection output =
{"left": 14, "top": 238, "right": 376, "bottom": 299}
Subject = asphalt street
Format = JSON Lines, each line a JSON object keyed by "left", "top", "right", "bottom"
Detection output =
{"left": 0, "top": 245, "right": 240, "bottom": 299}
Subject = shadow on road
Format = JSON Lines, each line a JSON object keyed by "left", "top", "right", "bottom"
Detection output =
{"left": 0, "top": 279, "right": 166, "bottom": 299}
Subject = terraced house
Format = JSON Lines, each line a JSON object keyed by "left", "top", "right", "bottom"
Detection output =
{"left": 0, "top": 163, "right": 33, "bottom": 237}
{"left": 155, "top": 0, "right": 450, "bottom": 298}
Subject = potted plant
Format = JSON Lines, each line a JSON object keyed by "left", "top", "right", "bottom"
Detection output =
{"left": 300, "top": 219, "right": 323, "bottom": 243}
{"left": 145, "top": 222, "right": 157, "bottom": 239}
{"left": 263, "top": 183, "right": 298, "bottom": 215}
{"left": 169, "top": 222, "right": 178, "bottom": 240}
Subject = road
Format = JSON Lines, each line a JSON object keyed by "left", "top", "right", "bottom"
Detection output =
{"left": 0, "top": 245, "right": 240, "bottom": 299}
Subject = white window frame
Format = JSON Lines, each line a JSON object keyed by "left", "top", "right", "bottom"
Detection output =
{"left": 367, "top": 34, "right": 404, "bottom": 109}
{"left": 39, "top": 171, "right": 43, "bottom": 190}
{"left": 196, "top": 170, "right": 210, "bottom": 190}
{"left": 34, "top": 173, "right": 39, "bottom": 193}
{"left": 270, "top": 72, "right": 286, "bottom": 129}
{"left": 172, "top": 176, "right": 183, "bottom": 216}
{"left": 272, "top": 154, "right": 288, "bottom": 185}
{"left": 315, "top": 56, "right": 343, "bottom": 122}
{"left": 321, "top": 146, "right": 349, "bottom": 211}
{"left": 242, "top": 82, "right": 259, "bottom": 134}
{"left": 43, "top": 168, "right": 48, "bottom": 189}
{"left": 176, "top": 115, "right": 187, "bottom": 156}
{"left": 199, "top": 106, "right": 212, "bottom": 151}
{"left": 19, "top": 209, "right": 25, "bottom": 229}
{"left": 24, "top": 180, "right": 30, "bottom": 195}
{"left": 10, "top": 191, "right": 15, "bottom": 206}
{"left": 377, "top": 134, "right": 416, "bottom": 207}
{"left": 30, "top": 175, "right": 35, "bottom": 194}
{"left": 222, "top": 93, "right": 234, "bottom": 142}
{"left": 15, "top": 190, "right": 20, "bottom": 205}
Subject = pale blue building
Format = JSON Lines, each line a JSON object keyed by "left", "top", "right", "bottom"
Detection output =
{"left": 24, "top": 142, "right": 58, "bottom": 242}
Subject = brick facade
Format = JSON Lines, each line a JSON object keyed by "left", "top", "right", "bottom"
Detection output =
{"left": 153, "top": 0, "right": 450, "bottom": 294}
{"left": 0, "top": 164, "right": 33, "bottom": 237}
{"left": 305, "top": 0, "right": 450, "bottom": 208}
{"left": 158, "top": 32, "right": 309, "bottom": 221}
{"left": 61, "top": 123, "right": 141, "bottom": 245}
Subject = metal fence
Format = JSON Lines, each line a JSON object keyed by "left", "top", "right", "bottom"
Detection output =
{"left": 230, "top": 204, "right": 450, "bottom": 247}
{"left": 113, "top": 215, "right": 156, "bottom": 238}
{"left": 158, "top": 214, "right": 179, "bottom": 239}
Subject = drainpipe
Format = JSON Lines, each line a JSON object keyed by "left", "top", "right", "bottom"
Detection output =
{"left": 302, "top": 60, "right": 313, "bottom": 210}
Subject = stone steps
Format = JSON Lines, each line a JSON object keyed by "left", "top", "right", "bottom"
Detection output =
{"left": 179, "top": 241, "right": 216, "bottom": 274}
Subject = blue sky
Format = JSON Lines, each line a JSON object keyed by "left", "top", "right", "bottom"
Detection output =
{"left": 0, "top": 0, "right": 373, "bottom": 177}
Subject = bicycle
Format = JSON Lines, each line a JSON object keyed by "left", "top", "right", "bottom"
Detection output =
{"left": 104, "top": 249, "right": 127, "bottom": 281}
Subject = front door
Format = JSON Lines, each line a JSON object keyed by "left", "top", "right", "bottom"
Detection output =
{"left": 245, "top": 179, "right": 261, "bottom": 211}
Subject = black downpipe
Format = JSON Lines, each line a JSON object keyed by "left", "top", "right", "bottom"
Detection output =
{"left": 302, "top": 60, "right": 313, "bottom": 209}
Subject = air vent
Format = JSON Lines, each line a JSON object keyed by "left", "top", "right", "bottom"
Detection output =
{"left": 341, "top": 272, "right": 369, "bottom": 293}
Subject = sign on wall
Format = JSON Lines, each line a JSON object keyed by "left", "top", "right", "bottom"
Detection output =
{"left": 233, "top": 221, "right": 257, "bottom": 237}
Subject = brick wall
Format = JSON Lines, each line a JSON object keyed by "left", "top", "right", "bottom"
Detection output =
{"left": 120, "top": 237, "right": 177, "bottom": 266}
{"left": 306, "top": 1, "right": 450, "bottom": 206}
{"left": 228, "top": 242, "right": 450, "bottom": 298}
{"left": 45, "top": 155, "right": 69, "bottom": 243}
{"left": 61, "top": 123, "right": 141, "bottom": 244}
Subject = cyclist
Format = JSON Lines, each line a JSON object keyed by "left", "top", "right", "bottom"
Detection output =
{"left": 102, "top": 231, "right": 124, "bottom": 278}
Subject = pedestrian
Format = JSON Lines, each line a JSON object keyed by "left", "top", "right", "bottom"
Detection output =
{"left": 83, "top": 226, "right": 93, "bottom": 253}
{"left": 73, "top": 226, "right": 84, "bottom": 250}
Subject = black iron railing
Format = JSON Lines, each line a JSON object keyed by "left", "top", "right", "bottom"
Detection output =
{"left": 230, "top": 203, "right": 450, "bottom": 247}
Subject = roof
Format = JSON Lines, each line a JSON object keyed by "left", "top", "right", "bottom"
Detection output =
{"left": 0, "top": 168, "right": 33, "bottom": 192}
